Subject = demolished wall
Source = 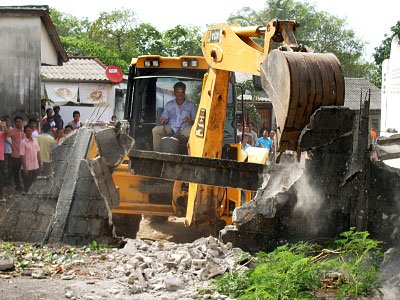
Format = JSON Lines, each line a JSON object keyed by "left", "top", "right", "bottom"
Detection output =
{"left": 223, "top": 104, "right": 396, "bottom": 251}
{"left": 0, "top": 127, "right": 129, "bottom": 245}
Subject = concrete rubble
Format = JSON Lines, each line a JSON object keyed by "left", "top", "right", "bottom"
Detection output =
{"left": 0, "top": 236, "right": 246, "bottom": 299}
{"left": 118, "top": 236, "right": 244, "bottom": 299}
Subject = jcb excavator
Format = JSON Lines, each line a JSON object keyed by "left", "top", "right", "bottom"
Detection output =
{"left": 0, "top": 19, "right": 344, "bottom": 245}
{"left": 111, "top": 18, "right": 344, "bottom": 236}
{"left": 0, "top": 20, "right": 344, "bottom": 244}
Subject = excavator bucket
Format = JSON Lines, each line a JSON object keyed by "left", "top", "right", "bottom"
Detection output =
{"left": 260, "top": 50, "right": 345, "bottom": 155}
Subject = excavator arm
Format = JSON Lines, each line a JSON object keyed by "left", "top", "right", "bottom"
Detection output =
{"left": 129, "top": 19, "right": 345, "bottom": 226}
{"left": 200, "top": 19, "right": 344, "bottom": 156}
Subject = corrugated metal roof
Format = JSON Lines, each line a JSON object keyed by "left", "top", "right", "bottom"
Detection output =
{"left": 344, "top": 77, "right": 381, "bottom": 110}
{"left": 41, "top": 57, "right": 110, "bottom": 82}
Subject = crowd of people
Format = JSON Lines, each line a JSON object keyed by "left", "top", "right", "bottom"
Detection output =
{"left": 238, "top": 121, "right": 276, "bottom": 162}
{"left": 0, "top": 106, "right": 83, "bottom": 200}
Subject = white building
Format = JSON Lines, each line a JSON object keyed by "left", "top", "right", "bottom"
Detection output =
{"left": 41, "top": 57, "right": 127, "bottom": 124}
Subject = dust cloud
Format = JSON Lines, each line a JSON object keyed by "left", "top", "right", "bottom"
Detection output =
{"left": 293, "top": 174, "right": 324, "bottom": 234}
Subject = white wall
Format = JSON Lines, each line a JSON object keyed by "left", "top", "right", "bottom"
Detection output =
{"left": 381, "top": 35, "right": 400, "bottom": 136}
{"left": 58, "top": 106, "right": 114, "bottom": 125}
{"left": 40, "top": 21, "right": 58, "bottom": 66}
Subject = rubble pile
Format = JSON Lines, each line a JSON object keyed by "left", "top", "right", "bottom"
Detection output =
{"left": 116, "top": 236, "right": 246, "bottom": 298}
{"left": 0, "top": 236, "right": 248, "bottom": 299}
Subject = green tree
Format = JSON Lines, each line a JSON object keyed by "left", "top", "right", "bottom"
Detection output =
{"left": 49, "top": 8, "right": 89, "bottom": 37}
{"left": 236, "top": 80, "right": 262, "bottom": 128}
{"left": 228, "top": 0, "right": 369, "bottom": 78}
{"left": 370, "top": 21, "right": 400, "bottom": 87}
{"left": 61, "top": 36, "right": 128, "bottom": 70}
{"left": 127, "top": 23, "right": 164, "bottom": 57}
{"left": 162, "top": 25, "right": 202, "bottom": 56}
{"left": 88, "top": 8, "right": 138, "bottom": 62}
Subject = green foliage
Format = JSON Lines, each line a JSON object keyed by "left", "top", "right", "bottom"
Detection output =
{"left": 50, "top": 8, "right": 203, "bottom": 69}
{"left": 236, "top": 80, "right": 262, "bottom": 128}
{"left": 333, "top": 228, "right": 383, "bottom": 298}
{"left": 88, "top": 8, "right": 138, "bottom": 62}
{"left": 60, "top": 36, "right": 128, "bottom": 70}
{"left": 89, "top": 240, "right": 107, "bottom": 251}
{"left": 370, "top": 21, "right": 400, "bottom": 87}
{"left": 228, "top": 0, "right": 370, "bottom": 78}
{"left": 213, "top": 228, "right": 383, "bottom": 299}
{"left": 162, "top": 25, "right": 202, "bottom": 56}
{"left": 128, "top": 23, "right": 164, "bottom": 57}
{"left": 49, "top": 8, "right": 90, "bottom": 37}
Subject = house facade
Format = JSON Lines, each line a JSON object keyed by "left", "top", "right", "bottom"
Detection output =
{"left": 0, "top": 5, "right": 67, "bottom": 120}
{"left": 41, "top": 57, "right": 127, "bottom": 123}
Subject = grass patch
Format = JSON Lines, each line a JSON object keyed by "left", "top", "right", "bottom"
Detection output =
{"left": 213, "top": 228, "right": 383, "bottom": 299}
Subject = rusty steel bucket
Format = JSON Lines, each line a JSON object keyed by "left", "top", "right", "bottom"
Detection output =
{"left": 260, "top": 49, "right": 345, "bottom": 155}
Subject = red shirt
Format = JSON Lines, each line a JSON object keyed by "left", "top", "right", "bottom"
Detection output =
{"left": 0, "top": 132, "right": 6, "bottom": 161}
{"left": 8, "top": 128, "right": 25, "bottom": 158}
{"left": 20, "top": 137, "right": 40, "bottom": 171}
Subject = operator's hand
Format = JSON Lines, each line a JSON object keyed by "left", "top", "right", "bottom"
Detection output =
{"left": 160, "top": 118, "right": 168, "bottom": 124}
{"left": 183, "top": 117, "right": 191, "bottom": 124}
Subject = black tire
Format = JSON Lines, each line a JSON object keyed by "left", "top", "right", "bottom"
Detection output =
{"left": 112, "top": 214, "right": 142, "bottom": 238}
{"left": 139, "top": 180, "right": 174, "bottom": 194}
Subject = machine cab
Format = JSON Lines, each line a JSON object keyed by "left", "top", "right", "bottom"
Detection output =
{"left": 125, "top": 55, "right": 210, "bottom": 151}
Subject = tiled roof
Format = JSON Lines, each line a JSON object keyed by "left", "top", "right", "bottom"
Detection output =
{"left": 344, "top": 78, "right": 381, "bottom": 110}
{"left": 41, "top": 57, "right": 110, "bottom": 82}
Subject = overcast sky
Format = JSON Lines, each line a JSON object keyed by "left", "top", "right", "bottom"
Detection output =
{"left": 1, "top": 0, "right": 399, "bottom": 61}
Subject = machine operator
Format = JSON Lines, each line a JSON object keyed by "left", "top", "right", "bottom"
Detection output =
{"left": 152, "top": 82, "right": 197, "bottom": 151}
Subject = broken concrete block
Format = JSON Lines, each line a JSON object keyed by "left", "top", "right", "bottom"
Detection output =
{"left": 0, "top": 255, "right": 15, "bottom": 271}
{"left": 164, "top": 277, "right": 184, "bottom": 291}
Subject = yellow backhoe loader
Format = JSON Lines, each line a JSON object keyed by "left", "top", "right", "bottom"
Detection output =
{"left": 0, "top": 19, "right": 345, "bottom": 245}
{"left": 111, "top": 19, "right": 344, "bottom": 237}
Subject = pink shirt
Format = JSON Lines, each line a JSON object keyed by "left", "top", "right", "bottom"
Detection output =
{"left": 0, "top": 132, "right": 5, "bottom": 161}
{"left": 20, "top": 137, "right": 40, "bottom": 171}
{"left": 8, "top": 128, "right": 25, "bottom": 158}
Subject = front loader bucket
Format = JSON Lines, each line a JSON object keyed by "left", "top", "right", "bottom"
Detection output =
{"left": 260, "top": 50, "right": 345, "bottom": 155}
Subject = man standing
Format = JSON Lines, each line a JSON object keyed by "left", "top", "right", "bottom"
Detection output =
{"left": 241, "top": 133, "right": 251, "bottom": 151}
{"left": 37, "top": 123, "right": 55, "bottom": 176}
{"left": 255, "top": 129, "right": 273, "bottom": 150}
{"left": 8, "top": 116, "right": 25, "bottom": 192}
{"left": 152, "top": 82, "right": 197, "bottom": 152}
{"left": 29, "top": 119, "right": 40, "bottom": 138}
{"left": 40, "top": 108, "right": 53, "bottom": 129}
{"left": 20, "top": 125, "right": 41, "bottom": 192}
{"left": 0, "top": 119, "right": 9, "bottom": 202}
{"left": 2, "top": 116, "right": 13, "bottom": 186}
{"left": 268, "top": 130, "right": 276, "bottom": 162}
{"left": 53, "top": 105, "right": 64, "bottom": 129}
{"left": 248, "top": 122, "right": 258, "bottom": 147}
{"left": 68, "top": 111, "right": 83, "bottom": 130}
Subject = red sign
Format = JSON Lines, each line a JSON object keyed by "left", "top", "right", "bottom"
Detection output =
{"left": 105, "top": 66, "right": 123, "bottom": 83}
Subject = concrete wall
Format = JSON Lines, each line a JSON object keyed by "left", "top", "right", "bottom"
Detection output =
{"left": 0, "top": 17, "right": 41, "bottom": 120}
{"left": 225, "top": 103, "right": 400, "bottom": 252}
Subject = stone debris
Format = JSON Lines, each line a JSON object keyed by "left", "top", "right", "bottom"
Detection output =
{"left": 0, "top": 236, "right": 240, "bottom": 299}
{"left": 116, "top": 236, "right": 245, "bottom": 298}
{"left": 31, "top": 269, "right": 46, "bottom": 279}
{"left": 0, "top": 255, "right": 15, "bottom": 271}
